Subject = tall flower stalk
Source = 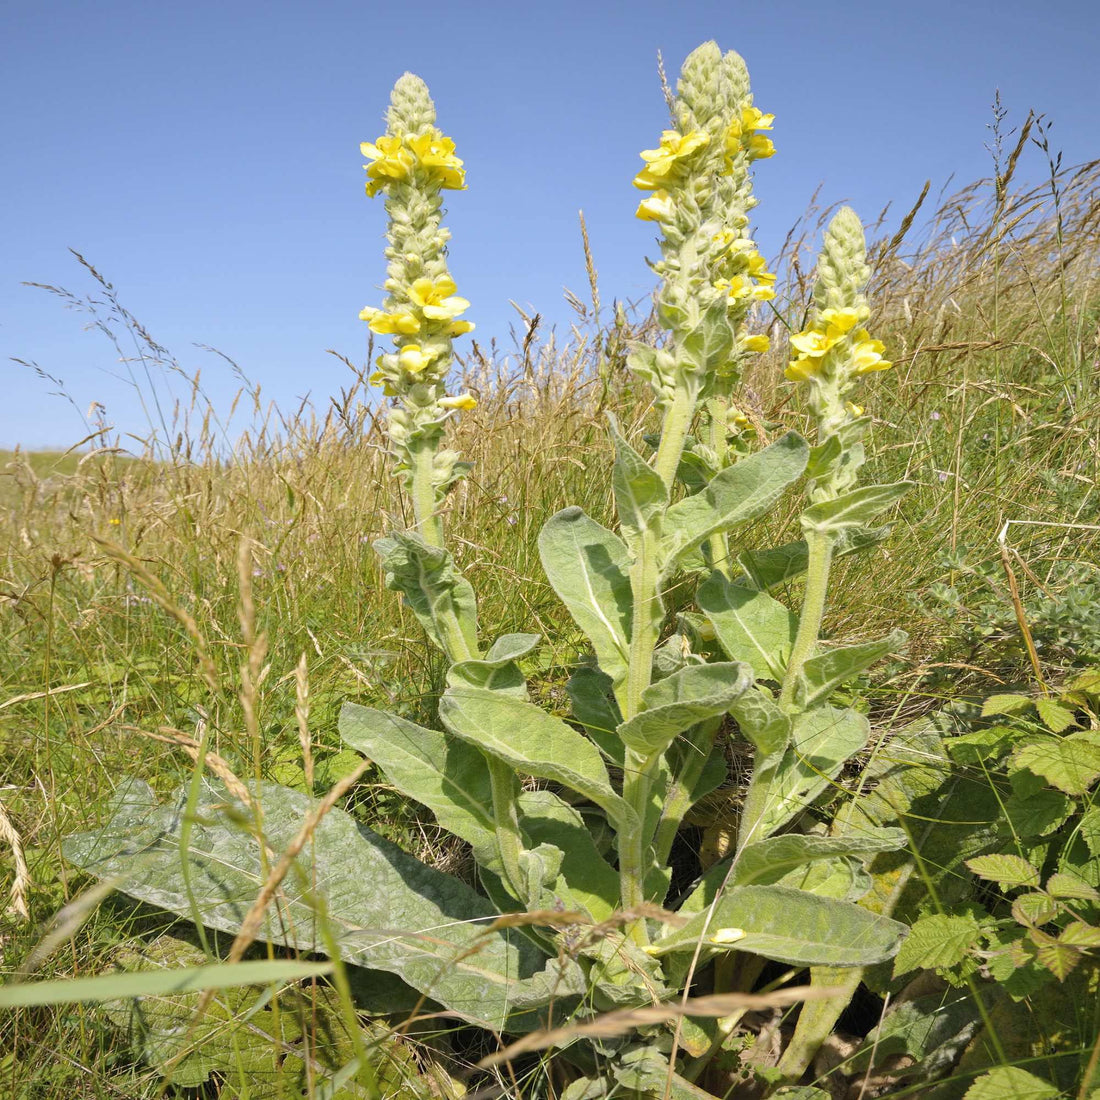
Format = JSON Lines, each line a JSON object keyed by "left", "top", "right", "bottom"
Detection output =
{"left": 359, "top": 74, "right": 476, "bottom": 551}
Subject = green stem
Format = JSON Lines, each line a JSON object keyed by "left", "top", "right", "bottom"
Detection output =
{"left": 488, "top": 759, "right": 526, "bottom": 902}
{"left": 779, "top": 527, "right": 834, "bottom": 707}
{"left": 653, "top": 381, "right": 697, "bottom": 489}
{"left": 704, "top": 396, "right": 731, "bottom": 576}
{"left": 409, "top": 434, "right": 444, "bottom": 550}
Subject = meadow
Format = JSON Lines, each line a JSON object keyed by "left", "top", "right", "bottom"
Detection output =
{"left": 2, "top": 52, "right": 1100, "bottom": 1099}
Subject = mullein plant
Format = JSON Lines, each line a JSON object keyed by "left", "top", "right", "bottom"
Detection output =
{"left": 65, "top": 45, "right": 915, "bottom": 1097}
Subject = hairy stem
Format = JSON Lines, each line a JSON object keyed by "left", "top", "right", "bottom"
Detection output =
{"left": 779, "top": 528, "right": 834, "bottom": 707}
{"left": 488, "top": 760, "right": 527, "bottom": 902}
{"left": 409, "top": 434, "right": 444, "bottom": 550}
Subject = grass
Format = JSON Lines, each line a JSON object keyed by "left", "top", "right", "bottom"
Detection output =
{"left": 2, "top": 141, "right": 1100, "bottom": 1097}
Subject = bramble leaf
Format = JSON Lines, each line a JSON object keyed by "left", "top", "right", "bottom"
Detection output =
{"left": 893, "top": 911, "right": 982, "bottom": 976}
{"left": 1012, "top": 734, "right": 1100, "bottom": 796}
{"left": 965, "top": 854, "right": 1040, "bottom": 890}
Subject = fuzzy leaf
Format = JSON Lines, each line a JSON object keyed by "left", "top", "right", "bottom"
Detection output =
{"left": 439, "top": 686, "right": 636, "bottom": 832}
{"left": 893, "top": 911, "right": 982, "bottom": 976}
{"left": 731, "top": 830, "right": 908, "bottom": 887}
{"left": 374, "top": 532, "right": 478, "bottom": 656}
{"left": 965, "top": 853, "right": 1040, "bottom": 890}
{"left": 63, "top": 781, "right": 581, "bottom": 1031}
{"left": 1012, "top": 734, "right": 1100, "bottom": 796}
{"left": 656, "top": 884, "right": 907, "bottom": 967}
{"left": 538, "top": 508, "right": 632, "bottom": 689}
{"left": 697, "top": 574, "right": 797, "bottom": 680}
{"left": 728, "top": 688, "right": 791, "bottom": 758}
{"left": 565, "top": 665, "right": 624, "bottom": 764}
{"left": 447, "top": 633, "right": 541, "bottom": 699}
{"left": 737, "top": 525, "right": 889, "bottom": 590}
{"left": 616, "top": 662, "right": 752, "bottom": 756}
{"left": 795, "top": 630, "right": 907, "bottom": 708}
{"left": 607, "top": 413, "right": 667, "bottom": 550}
{"left": 660, "top": 433, "right": 809, "bottom": 570}
{"left": 800, "top": 482, "right": 911, "bottom": 536}
{"left": 339, "top": 704, "right": 497, "bottom": 863}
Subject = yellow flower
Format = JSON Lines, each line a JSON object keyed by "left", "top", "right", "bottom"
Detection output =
{"left": 820, "top": 308, "right": 862, "bottom": 335}
{"left": 408, "top": 275, "right": 471, "bottom": 322}
{"left": 743, "top": 334, "right": 770, "bottom": 353}
{"left": 108, "top": 517, "right": 121, "bottom": 526}
{"left": 746, "top": 252, "right": 775, "bottom": 285}
{"left": 407, "top": 128, "right": 466, "bottom": 190}
{"left": 633, "top": 129, "right": 710, "bottom": 190}
{"left": 449, "top": 319, "right": 475, "bottom": 336}
{"left": 725, "top": 106, "right": 776, "bottom": 162}
{"left": 398, "top": 344, "right": 437, "bottom": 373}
{"left": 727, "top": 406, "right": 752, "bottom": 430}
{"left": 715, "top": 275, "right": 752, "bottom": 301}
{"left": 846, "top": 402, "right": 865, "bottom": 417}
{"left": 785, "top": 355, "right": 822, "bottom": 382}
{"left": 636, "top": 189, "right": 675, "bottom": 222}
{"left": 359, "top": 306, "right": 421, "bottom": 335}
{"left": 851, "top": 333, "right": 891, "bottom": 374}
{"left": 439, "top": 393, "right": 477, "bottom": 410}
{"left": 361, "top": 134, "right": 415, "bottom": 196}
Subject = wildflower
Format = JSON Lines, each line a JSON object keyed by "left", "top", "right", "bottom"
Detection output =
{"left": 725, "top": 105, "right": 775, "bottom": 162}
{"left": 636, "top": 189, "right": 675, "bottom": 222}
{"left": 108, "top": 517, "right": 121, "bottom": 526}
{"left": 398, "top": 344, "right": 437, "bottom": 373}
{"left": 633, "top": 129, "right": 711, "bottom": 190}
{"left": 359, "top": 306, "right": 421, "bottom": 335}
{"left": 407, "top": 276, "right": 470, "bottom": 321}
{"left": 449, "top": 319, "right": 475, "bottom": 336}
{"left": 407, "top": 128, "right": 466, "bottom": 190}
{"left": 845, "top": 402, "right": 864, "bottom": 418}
{"left": 850, "top": 332, "right": 891, "bottom": 374}
{"left": 361, "top": 135, "right": 415, "bottom": 196}
{"left": 439, "top": 393, "right": 477, "bottom": 410}
{"left": 743, "top": 333, "right": 769, "bottom": 353}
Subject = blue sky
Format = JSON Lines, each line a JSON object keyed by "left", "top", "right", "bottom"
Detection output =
{"left": 3, "top": 0, "right": 1098, "bottom": 449}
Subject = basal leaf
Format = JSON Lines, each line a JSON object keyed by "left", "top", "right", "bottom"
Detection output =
{"left": 616, "top": 662, "right": 752, "bottom": 756}
{"left": 660, "top": 433, "right": 808, "bottom": 570}
{"left": 697, "top": 573, "right": 797, "bottom": 680}
{"left": 64, "top": 780, "right": 582, "bottom": 1031}
{"left": 795, "top": 630, "right": 907, "bottom": 708}
{"left": 439, "top": 686, "right": 637, "bottom": 833}
{"left": 566, "top": 665, "right": 624, "bottom": 765}
{"left": 656, "top": 884, "right": 907, "bottom": 967}
{"left": 538, "top": 508, "right": 632, "bottom": 690}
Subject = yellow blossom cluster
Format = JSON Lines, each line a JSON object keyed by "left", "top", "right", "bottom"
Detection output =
{"left": 784, "top": 308, "right": 891, "bottom": 383}
{"left": 724, "top": 105, "right": 775, "bottom": 162}
{"left": 631, "top": 129, "right": 711, "bottom": 221}
{"left": 361, "top": 128, "right": 465, "bottom": 197}
{"left": 715, "top": 247, "right": 776, "bottom": 305}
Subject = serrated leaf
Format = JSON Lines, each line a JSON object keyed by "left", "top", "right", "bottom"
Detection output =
{"left": 1013, "top": 735, "right": 1100, "bottom": 796}
{"left": 800, "top": 481, "right": 911, "bottom": 535}
{"left": 656, "top": 884, "right": 907, "bottom": 967}
{"left": 1046, "top": 871, "right": 1100, "bottom": 900}
{"left": 963, "top": 1067, "right": 1060, "bottom": 1100}
{"left": 1058, "top": 921, "right": 1100, "bottom": 946}
{"left": 1082, "top": 807, "right": 1100, "bottom": 858}
{"left": 607, "top": 412, "right": 667, "bottom": 551}
{"left": 981, "top": 693, "right": 1033, "bottom": 717}
{"left": 697, "top": 573, "right": 797, "bottom": 680}
{"left": 1001, "top": 788, "right": 1073, "bottom": 839}
{"left": 63, "top": 781, "right": 581, "bottom": 1031}
{"left": 438, "top": 687, "right": 636, "bottom": 833}
{"left": 1035, "top": 697, "right": 1077, "bottom": 733}
{"left": 965, "top": 853, "right": 1040, "bottom": 889}
{"left": 374, "top": 532, "right": 479, "bottom": 657}
{"left": 538, "top": 508, "right": 632, "bottom": 690}
{"left": 795, "top": 630, "right": 907, "bottom": 708}
{"left": 614, "top": 1047, "right": 719, "bottom": 1099}
{"left": 660, "top": 433, "right": 809, "bottom": 570}
{"left": 616, "top": 662, "right": 752, "bottom": 756}
{"left": 1011, "top": 893, "right": 1059, "bottom": 927}
{"left": 893, "top": 912, "right": 982, "bottom": 976}
{"left": 339, "top": 704, "right": 497, "bottom": 864}
{"left": 1031, "top": 931, "right": 1082, "bottom": 980}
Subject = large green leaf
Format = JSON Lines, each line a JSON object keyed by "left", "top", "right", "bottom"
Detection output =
{"left": 63, "top": 780, "right": 582, "bottom": 1032}
{"left": 373, "top": 532, "right": 479, "bottom": 656}
{"left": 616, "top": 662, "right": 752, "bottom": 756}
{"left": 697, "top": 573, "right": 797, "bottom": 680}
{"left": 741, "top": 706, "right": 871, "bottom": 845}
{"left": 338, "top": 703, "right": 498, "bottom": 866}
{"left": 660, "top": 433, "right": 809, "bottom": 570}
{"left": 657, "top": 884, "right": 907, "bottom": 966}
{"left": 607, "top": 412, "right": 667, "bottom": 553}
{"left": 800, "top": 482, "right": 911, "bottom": 536}
{"left": 439, "top": 687, "right": 637, "bottom": 833}
{"left": 795, "top": 630, "right": 907, "bottom": 708}
{"left": 729, "top": 688, "right": 791, "bottom": 758}
{"left": 538, "top": 508, "right": 632, "bottom": 689}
